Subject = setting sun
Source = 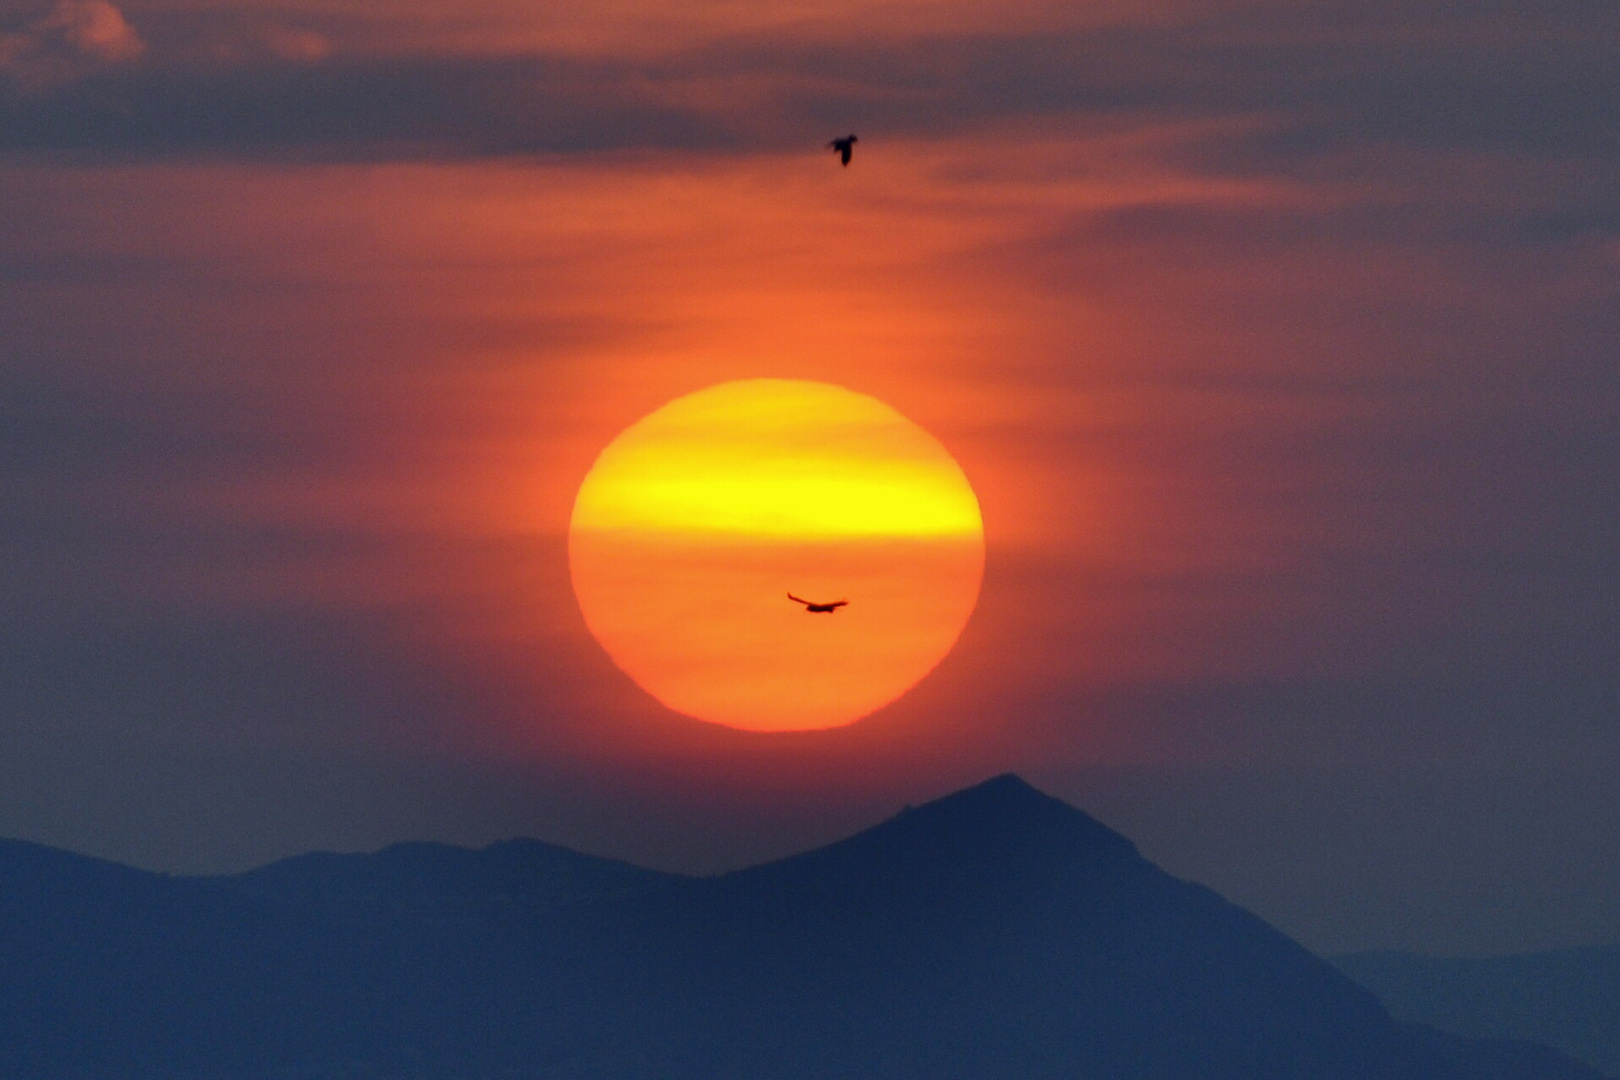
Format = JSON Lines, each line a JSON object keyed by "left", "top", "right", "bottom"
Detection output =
{"left": 569, "top": 379, "right": 984, "bottom": 731}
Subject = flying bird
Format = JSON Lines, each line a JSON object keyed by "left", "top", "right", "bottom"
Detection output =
{"left": 789, "top": 593, "right": 848, "bottom": 613}
{"left": 827, "top": 134, "right": 857, "bottom": 166}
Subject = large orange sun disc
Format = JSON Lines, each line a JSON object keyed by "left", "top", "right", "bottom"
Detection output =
{"left": 568, "top": 379, "right": 984, "bottom": 732}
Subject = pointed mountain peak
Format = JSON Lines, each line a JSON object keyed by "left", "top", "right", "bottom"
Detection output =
{"left": 750, "top": 774, "right": 1139, "bottom": 890}
{"left": 884, "top": 773, "right": 1139, "bottom": 858}
{"left": 928, "top": 772, "right": 1059, "bottom": 809}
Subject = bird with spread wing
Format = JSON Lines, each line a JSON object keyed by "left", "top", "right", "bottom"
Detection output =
{"left": 789, "top": 593, "right": 848, "bottom": 613}
{"left": 827, "top": 134, "right": 857, "bottom": 166}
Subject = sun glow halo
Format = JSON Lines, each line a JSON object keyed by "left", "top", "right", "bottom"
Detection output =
{"left": 569, "top": 379, "right": 984, "bottom": 732}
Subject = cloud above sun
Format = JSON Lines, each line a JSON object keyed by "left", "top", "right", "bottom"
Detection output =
{"left": 0, "top": 0, "right": 1613, "bottom": 178}
{"left": 0, "top": 0, "right": 144, "bottom": 88}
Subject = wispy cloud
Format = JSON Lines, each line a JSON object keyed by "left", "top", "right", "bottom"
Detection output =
{"left": 0, "top": 3, "right": 1616, "bottom": 166}
{"left": 0, "top": 0, "right": 144, "bottom": 89}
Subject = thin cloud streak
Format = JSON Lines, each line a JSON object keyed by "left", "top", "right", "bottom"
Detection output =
{"left": 0, "top": 0, "right": 144, "bottom": 88}
{"left": 0, "top": 3, "right": 1616, "bottom": 165}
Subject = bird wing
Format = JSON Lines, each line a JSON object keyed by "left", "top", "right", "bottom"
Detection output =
{"left": 830, "top": 600, "right": 848, "bottom": 608}
{"left": 787, "top": 593, "right": 810, "bottom": 605}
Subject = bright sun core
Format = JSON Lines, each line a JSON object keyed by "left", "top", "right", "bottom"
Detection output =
{"left": 569, "top": 379, "right": 985, "bottom": 732}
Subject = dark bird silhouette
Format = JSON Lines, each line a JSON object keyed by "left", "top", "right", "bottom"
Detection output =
{"left": 827, "top": 134, "right": 857, "bottom": 166}
{"left": 789, "top": 593, "right": 848, "bottom": 613}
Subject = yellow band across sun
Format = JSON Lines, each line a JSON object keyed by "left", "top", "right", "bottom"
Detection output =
{"left": 571, "top": 380, "right": 981, "bottom": 539}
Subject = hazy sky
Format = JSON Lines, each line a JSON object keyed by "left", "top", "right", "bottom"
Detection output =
{"left": 2, "top": 0, "right": 1617, "bottom": 955}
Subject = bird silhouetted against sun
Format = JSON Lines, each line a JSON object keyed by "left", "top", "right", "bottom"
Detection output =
{"left": 789, "top": 593, "right": 848, "bottom": 613}
{"left": 569, "top": 379, "right": 983, "bottom": 732}
{"left": 828, "top": 134, "right": 857, "bottom": 166}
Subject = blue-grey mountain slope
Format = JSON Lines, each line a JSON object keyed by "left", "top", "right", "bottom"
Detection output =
{"left": 1336, "top": 945, "right": 1620, "bottom": 1076}
{"left": 229, "top": 835, "right": 676, "bottom": 917}
{"left": 0, "top": 774, "right": 1607, "bottom": 1078}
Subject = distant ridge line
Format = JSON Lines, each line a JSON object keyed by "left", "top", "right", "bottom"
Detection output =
{"left": 0, "top": 773, "right": 1607, "bottom": 1079}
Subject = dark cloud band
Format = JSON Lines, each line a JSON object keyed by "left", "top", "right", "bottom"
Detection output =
{"left": 2, "top": 5, "right": 1618, "bottom": 163}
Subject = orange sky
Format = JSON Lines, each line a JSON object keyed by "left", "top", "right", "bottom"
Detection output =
{"left": 2, "top": 0, "right": 1618, "bottom": 951}
{"left": 4, "top": 117, "right": 1615, "bottom": 757}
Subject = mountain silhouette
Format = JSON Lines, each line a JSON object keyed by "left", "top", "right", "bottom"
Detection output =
{"left": 0, "top": 775, "right": 1608, "bottom": 1079}
{"left": 231, "top": 836, "right": 677, "bottom": 918}
{"left": 1336, "top": 945, "right": 1620, "bottom": 1075}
